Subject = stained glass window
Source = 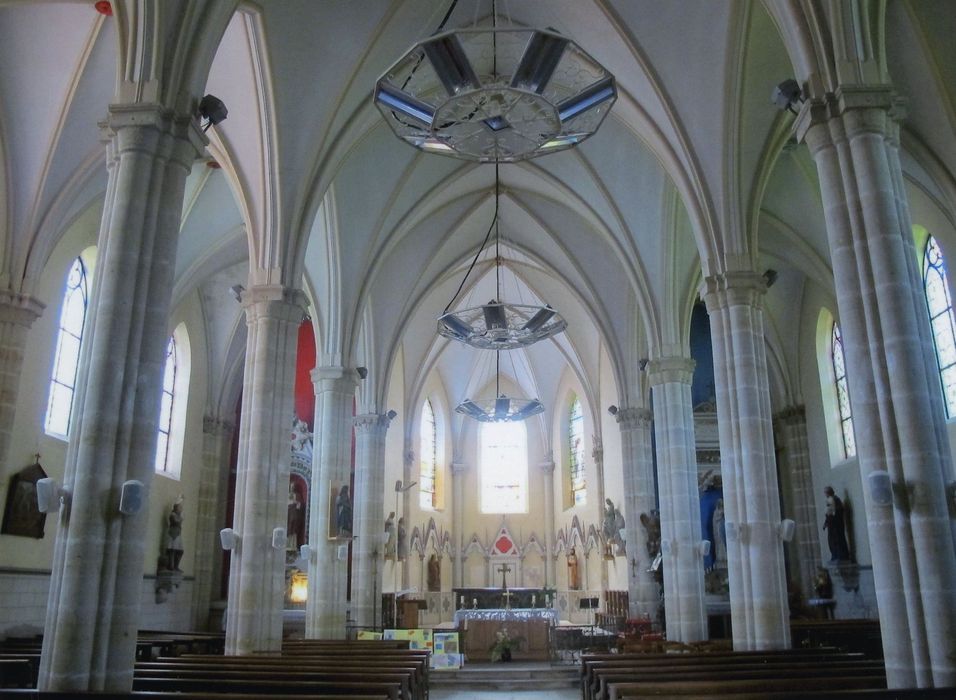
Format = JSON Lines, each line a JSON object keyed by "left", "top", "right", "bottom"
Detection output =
{"left": 831, "top": 323, "right": 856, "bottom": 459}
{"left": 480, "top": 421, "right": 527, "bottom": 513}
{"left": 154, "top": 337, "right": 177, "bottom": 473}
{"left": 923, "top": 235, "right": 956, "bottom": 417}
{"left": 569, "top": 395, "right": 586, "bottom": 505}
{"left": 45, "top": 257, "right": 89, "bottom": 437}
{"left": 419, "top": 399, "right": 437, "bottom": 508}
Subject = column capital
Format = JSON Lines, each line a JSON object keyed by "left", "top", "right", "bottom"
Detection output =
{"left": 615, "top": 406, "right": 653, "bottom": 429}
{"left": 241, "top": 284, "right": 307, "bottom": 317}
{"left": 701, "top": 271, "right": 767, "bottom": 311}
{"left": 353, "top": 412, "right": 392, "bottom": 433}
{"left": 311, "top": 365, "right": 361, "bottom": 394}
{"left": 646, "top": 357, "right": 695, "bottom": 387}
{"left": 538, "top": 460, "right": 555, "bottom": 474}
{"left": 0, "top": 291, "right": 44, "bottom": 327}
{"left": 101, "top": 102, "right": 207, "bottom": 169}
{"left": 795, "top": 87, "right": 905, "bottom": 149}
{"left": 452, "top": 461, "right": 468, "bottom": 475}
{"left": 202, "top": 415, "right": 235, "bottom": 436}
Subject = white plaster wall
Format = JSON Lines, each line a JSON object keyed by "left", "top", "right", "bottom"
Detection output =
{"left": 599, "top": 347, "right": 628, "bottom": 591}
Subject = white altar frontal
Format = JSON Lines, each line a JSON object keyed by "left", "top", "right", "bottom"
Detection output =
{"left": 452, "top": 607, "right": 558, "bottom": 627}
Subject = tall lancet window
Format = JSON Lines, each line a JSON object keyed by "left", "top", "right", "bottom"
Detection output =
{"left": 923, "top": 235, "right": 956, "bottom": 417}
{"left": 420, "top": 399, "right": 437, "bottom": 509}
{"left": 155, "top": 337, "right": 177, "bottom": 474}
{"left": 831, "top": 323, "right": 856, "bottom": 459}
{"left": 45, "top": 256, "right": 90, "bottom": 437}
{"left": 480, "top": 421, "right": 527, "bottom": 513}
{"left": 569, "top": 394, "right": 586, "bottom": 505}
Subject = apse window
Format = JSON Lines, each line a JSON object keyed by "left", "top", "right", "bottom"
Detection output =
{"left": 44, "top": 256, "right": 90, "bottom": 438}
{"left": 420, "top": 398, "right": 437, "bottom": 509}
{"left": 569, "top": 394, "right": 586, "bottom": 505}
{"left": 480, "top": 421, "right": 527, "bottom": 513}
{"left": 923, "top": 235, "right": 956, "bottom": 417}
{"left": 830, "top": 322, "right": 856, "bottom": 459}
{"left": 155, "top": 325, "right": 190, "bottom": 478}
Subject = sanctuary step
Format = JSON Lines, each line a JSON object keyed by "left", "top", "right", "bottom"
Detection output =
{"left": 430, "top": 661, "right": 578, "bottom": 692}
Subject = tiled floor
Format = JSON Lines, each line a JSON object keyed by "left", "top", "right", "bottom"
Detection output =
{"left": 431, "top": 691, "right": 578, "bottom": 700}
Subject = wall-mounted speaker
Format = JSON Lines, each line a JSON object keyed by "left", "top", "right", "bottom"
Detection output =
{"left": 337, "top": 544, "right": 349, "bottom": 561}
{"left": 272, "top": 527, "right": 287, "bottom": 550}
{"left": 869, "top": 470, "right": 893, "bottom": 506}
{"left": 698, "top": 540, "right": 711, "bottom": 557}
{"left": 36, "top": 478, "right": 60, "bottom": 513}
{"left": 119, "top": 480, "right": 146, "bottom": 515}
{"left": 779, "top": 519, "right": 796, "bottom": 542}
{"left": 220, "top": 528, "right": 238, "bottom": 550}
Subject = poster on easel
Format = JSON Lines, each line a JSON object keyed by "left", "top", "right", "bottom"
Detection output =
{"left": 431, "top": 632, "right": 463, "bottom": 669}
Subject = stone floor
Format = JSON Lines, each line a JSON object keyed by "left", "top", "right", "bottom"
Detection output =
{"left": 429, "top": 661, "right": 580, "bottom": 699}
{"left": 431, "top": 690, "right": 578, "bottom": 700}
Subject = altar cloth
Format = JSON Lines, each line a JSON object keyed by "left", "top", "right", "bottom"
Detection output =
{"left": 452, "top": 607, "right": 558, "bottom": 626}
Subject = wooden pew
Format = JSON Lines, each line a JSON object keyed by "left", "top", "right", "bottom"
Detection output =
{"left": 131, "top": 676, "right": 404, "bottom": 699}
{"left": 608, "top": 674, "right": 887, "bottom": 700}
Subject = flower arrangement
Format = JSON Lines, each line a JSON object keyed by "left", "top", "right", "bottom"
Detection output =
{"left": 489, "top": 627, "right": 524, "bottom": 662}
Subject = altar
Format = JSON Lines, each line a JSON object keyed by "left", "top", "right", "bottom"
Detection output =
{"left": 455, "top": 609, "right": 553, "bottom": 662}
{"left": 453, "top": 587, "right": 552, "bottom": 610}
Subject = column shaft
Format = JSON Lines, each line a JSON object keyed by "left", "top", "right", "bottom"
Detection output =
{"left": 797, "top": 90, "right": 956, "bottom": 687}
{"left": 539, "top": 460, "right": 556, "bottom": 587}
{"left": 351, "top": 413, "right": 391, "bottom": 628}
{"left": 225, "top": 285, "right": 305, "bottom": 654}
{"left": 39, "top": 105, "right": 205, "bottom": 691}
{"left": 616, "top": 407, "right": 658, "bottom": 618}
{"left": 451, "top": 462, "right": 466, "bottom": 587}
{"left": 306, "top": 367, "right": 359, "bottom": 638}
{"left": 192, "top": 416, "right": 234, "bottom": 629}
{"left": 648, "top": 361, "right": 707, "bottom": 642}
{"left": 703, "top": 274, "right": 790, "bottom": 650}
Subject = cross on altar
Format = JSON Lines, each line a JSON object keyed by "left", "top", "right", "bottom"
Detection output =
{"left": 496, "top": 563, "right": 512, "bottom": 591}
{"left": 500, "top": 589, "right": 514, "bottom": 610}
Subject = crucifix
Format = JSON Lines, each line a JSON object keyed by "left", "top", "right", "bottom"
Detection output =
{"left": 496, "top": 563, "right": 512, "bottom": 591}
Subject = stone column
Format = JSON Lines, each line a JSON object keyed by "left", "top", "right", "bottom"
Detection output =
{"left": 592, "top": 437, "right": 609, "bottom": 591}
{"left": 539, "top": 459, "right": 556, "bottom": 586}
{"left": 615, "top": 407, "right": 658, "bottom": 618}
{"left": 305, "top": 366, "right": 359, "bottom": 638}
{"left": 224, "top": 285, "right": 305, "bottom": 654}
{"left": 39, "top": 104, "right": 205, "bottom": 691}
{"left": 0, "top": 292, "right": 44, "bottom": 472}
{"left": 647, "top": 359, "right": 707, "bottom": 642}
{"left": 774, "top": 405, "right": 820, "bottom": 601}
{"left": 796, "top": 89, "right": 956, "bottom": 687}
{"left": 703, "top": 273, "right": 790, "bottom": 650}
{"left": 192, "top": 416, "right": 235, "bottom": 629}
{"left": 351, "top": 413, "right": 392, "bottom": 628}
{"left": 451, "top": 461, "right": 467, "bottom": 587}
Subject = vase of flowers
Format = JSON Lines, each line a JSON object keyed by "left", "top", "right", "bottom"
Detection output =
{"left": 490, "top": 627, "right": 523, "bottom": 662}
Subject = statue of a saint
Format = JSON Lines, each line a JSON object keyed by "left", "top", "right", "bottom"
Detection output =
{"left": 427, "top": 553, "right": 441, "bottom": 591}
{"left": 397, "top": 516, "right": 407, "bottom": 560}
{"left": 287, "top": 481, "right": 304, "bottom": 551}
{"left": 335, "top": 485, "right": 352, "bottom": 539}
{"left": 640, "top": 510, "right": 661, "bottom": 560}
{"left": 712, "top": 498, "right": 727, "bottom": 565}
{"left": 163, "top": 496, "right": 185, "bottom": 571}
{"left": 384, "top": 512, "right": 396, "bottom": 559}
{"left": 603, "top": 498, "right": 626, "bottom": 557}
{"left": 823, "top": 486, "right": 850, "bottom": 561}
{"left": 567, "top": 546, "right": 580, "bottom": 590}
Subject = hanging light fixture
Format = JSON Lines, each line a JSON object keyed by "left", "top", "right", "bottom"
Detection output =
{"left": 374, "top": 1, "right": 617, "bottom": 162}
{"left": 455, "top": 350, "right": 544, "bottom": 423}
{"left": 437, "top": 163, "right": 567, "bottom": 350}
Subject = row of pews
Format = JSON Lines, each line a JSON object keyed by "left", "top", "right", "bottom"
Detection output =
{"left": 1, "top": 634, "right": 429, "bottom": 700}
{"left": 581, "top": 619, "right": 955, "bottom": 700}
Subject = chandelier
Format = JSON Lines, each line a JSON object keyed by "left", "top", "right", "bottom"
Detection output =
{"left": 374, "top": 19, "right": 617, "bottom": 162}
{"left": 455, "top": 351, "right": 544, "bottom": 423}
{"left": 438, "top": 164, "right": 566, "bottom": 350}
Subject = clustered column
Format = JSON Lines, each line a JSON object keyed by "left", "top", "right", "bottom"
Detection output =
{"left": 451, "top": 461, "right": 467, "bottom": 587}
{"left": 703, "top": 272, "right": 789, "bottom": 650}
{"left": 351, "top": 412, "right": 392, "bottom": 628}
{"left": 192, "top": 415, "right": 235, "bottom": 629}
{"left": 796, "top": 89, "right": 956, "bottom": 687}
{"left": 615, "top": 407, "right": 657, "bottom": 619}
{"left": 0, "top": 292, "right": 44, "bottom": 472}
{"left": 40, "top": 105, "right": 205, "bottom": 691}
{"left": 774, "top": 405, "right": 820, "bottom": 601}
{"left": 647, "top": 359, "right": 707, "bottom": 642}
{"left": 539, "top": 459, "right": 556, "bottom": 587}
{"left": 306, "top": 366, "right": 359, "bottom": 638}
{"left": 225, "top": 284, "right": 305, "bottom": 654}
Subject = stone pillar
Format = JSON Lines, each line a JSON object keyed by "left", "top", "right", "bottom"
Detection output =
{"left": 0, "top": 292, "right": 44, "bottom": 472}
{"left": 592, "top": 437, "right": 609, "bottom": 591}
{"left": 225, "top": 285, "right": 305, "bottom": 654}
{"left": 451, "top": 461, "right": 467, "bottom": 587}
{"left": 796, "top": 89, "right": 956, "bottom": 687}
{"left": 774, "top": 405, "right": 820, "bottom": 601}
{"left": 539, "top": 459, "right": 556, "bottom": 586}
{"left": 192, "top": 416, "right": 235, "bottom": 629}
{"left": 615, "top": 407, "right": 657, "bottom": 618}
{"left": 647, "top": 359, "right": 707, "bottom": 642}
{"left": 305, "top": 366, "right": 359, "bottom": 638}
{"left": 703, "top": 273, "right": 790, "bottom": 650}
{"left": 39, "top": 104, "right": 205, "bottom": 691}
{"left": 351, "top": 413, "right": 392, "bottom": 628}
